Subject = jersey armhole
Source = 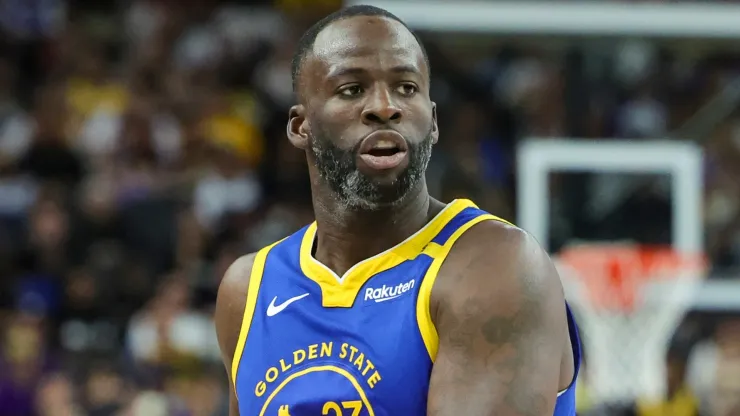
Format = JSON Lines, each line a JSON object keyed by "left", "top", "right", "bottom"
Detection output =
{"left": 557, "top": 304, "right": 582, "bottom": 397}
{"left": 231, "top": 239, "right": 283, "bottom": 386}
{"left": 415, "top": 214, "right": 507, "bottom": 362}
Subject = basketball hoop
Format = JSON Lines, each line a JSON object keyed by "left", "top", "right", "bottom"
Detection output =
{"left": 555, "top": 243, "right": 707, "bottom": 406}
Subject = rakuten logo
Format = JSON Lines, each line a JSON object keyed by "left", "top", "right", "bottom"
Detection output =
{"left": 364, "top": 279, "right": 416, "bottom": 303}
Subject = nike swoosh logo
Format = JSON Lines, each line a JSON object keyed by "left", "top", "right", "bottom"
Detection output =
{"left": 266, "top": 293, "right": 310, "bottom": 317}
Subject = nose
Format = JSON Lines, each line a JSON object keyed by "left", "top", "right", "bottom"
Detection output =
{"left": 361, "top": 88, "right": 402, "bottom": 125}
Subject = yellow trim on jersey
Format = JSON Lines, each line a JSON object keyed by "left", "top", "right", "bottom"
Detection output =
{"left": 231, "top": 239, "right": 284, "bottom": 386}
{"left": 299, "top": 199, "right": 477, "bottom": 308}
{"left": 416, "top": 214, "right": 515, "bottom": 361}
{"left": 259, "top": 365, "right": 376, "bottom": 416}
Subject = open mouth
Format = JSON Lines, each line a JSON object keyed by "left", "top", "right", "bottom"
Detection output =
{"left": 358, "top": 131, "right": 409, "bottom": 171}
{"left": 366, "top": 142, "right": 402, "bottom": 157}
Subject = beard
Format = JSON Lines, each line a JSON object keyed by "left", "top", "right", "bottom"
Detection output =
{"left": 310, "top": 127, "right": 433, "bottom": 211}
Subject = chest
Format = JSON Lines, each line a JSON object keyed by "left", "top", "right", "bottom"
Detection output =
{"left": 234, "top": 258, "right": 435, "bottom": 416}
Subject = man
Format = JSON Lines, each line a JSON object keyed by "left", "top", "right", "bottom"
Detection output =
{"left": 215, "top": 5, "right": 580, "bottom": 415}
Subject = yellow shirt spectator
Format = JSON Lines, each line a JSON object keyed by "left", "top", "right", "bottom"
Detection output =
{"left": 202, "top": 114, "right": 263, "bottom": 168}
{"left": 637, "top": 386, "right": 700, "bottom": 416}
{"left": 66, "top": 78, "right": 129, "bottom": 138}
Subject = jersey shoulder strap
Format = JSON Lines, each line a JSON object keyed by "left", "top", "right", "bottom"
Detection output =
{"left": 416, "top": 201, "right": 514, "bottom": 360}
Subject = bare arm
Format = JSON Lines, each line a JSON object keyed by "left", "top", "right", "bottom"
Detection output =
{"left": 215, "top": 254, "right": 257, "bottom": 416}
{"left": 428, "top": 222, "right": 568, "bottom": 416}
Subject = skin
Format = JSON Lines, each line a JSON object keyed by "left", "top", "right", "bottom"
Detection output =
{"left": 215, "top": 14, "right": 574, "bottom": 416}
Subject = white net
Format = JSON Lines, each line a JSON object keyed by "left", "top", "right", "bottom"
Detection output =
{"left": 555, "top": 244, "right": 706, "bottom": 405}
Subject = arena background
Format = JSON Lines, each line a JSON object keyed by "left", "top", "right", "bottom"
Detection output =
{"left": 1, "top": 0, "right": 739, "bottom": 415}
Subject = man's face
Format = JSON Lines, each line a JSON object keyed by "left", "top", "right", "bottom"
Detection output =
{"left": 289, "top": 15, "right": 438, "bottom": 210}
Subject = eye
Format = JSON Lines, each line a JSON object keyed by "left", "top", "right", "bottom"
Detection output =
{"left": 338, "top": 85, "right": 363, "bottom": 97}
{"left": 397, "top": 83, "right": 418, "bottom": 96}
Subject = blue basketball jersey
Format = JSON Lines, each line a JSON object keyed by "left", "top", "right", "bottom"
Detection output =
{"left": 231, "top": 199, "right": 581, "bottom": 416}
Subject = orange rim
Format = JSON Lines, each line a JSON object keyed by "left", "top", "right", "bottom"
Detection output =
{"left": 557, "top": 244, "right": 706, "bottom": 312}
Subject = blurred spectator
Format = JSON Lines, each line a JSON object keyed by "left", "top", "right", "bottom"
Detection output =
{"left": 635, "top": 344, "right": 702, "bottom": 416}
{"left": 709, "top": 320, "right": 740, "bottom": 416}
{"left": 83, "top": 366, "right": 127, "bottom": 415}
{"left": 0, "top": 313, "right": 55, "bottom": 415}
{"left": 0, "top": 58, "right": 33, "bottom": 168}
{"left": 193, "top": 91, "right": 263, "bottom": 232}
{"left": 19, "top": 85, "right": 85, "bottom": 188}
{"left": 126, "top": 274, "right": 219, "bottom": 368}
{"left": 34, "top": 373, "right": 84, "bottom": 416}
{"left": 616, "top": 86, "right": 668, "bottom": 139}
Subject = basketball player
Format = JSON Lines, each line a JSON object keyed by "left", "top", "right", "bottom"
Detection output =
{"left": 215, "top": 5, "right": 580, "bottom": 415}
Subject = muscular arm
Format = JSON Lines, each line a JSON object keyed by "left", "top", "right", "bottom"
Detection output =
{"left": 428, "top": 222, "right": 569, "bottom": 416}
{"left": 215, "top": 254, "right": 257, "bottom": 416}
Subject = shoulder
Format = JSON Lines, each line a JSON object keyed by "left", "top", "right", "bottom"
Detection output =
{"left": 215, "top": 253, "right": 259, "bottom": 363}
{"left": 465, "top": 219, "right": 554, "bottom": 272}
{"left": 425, "top": 219, "right": 572, "bottom": 415}
{"left": 436, "top": 218, "right": 558, "bottom": 288}
{"left": 432, "top": 218, "right": 565, "bottom": 330}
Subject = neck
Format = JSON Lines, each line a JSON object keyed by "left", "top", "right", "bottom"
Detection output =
{"left": 311, "top": 184, "right": 437, "bottom": 276}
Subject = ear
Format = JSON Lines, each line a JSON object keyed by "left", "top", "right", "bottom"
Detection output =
{"left": 431, "top": 102, "right": 439, "bottom": 144}
{"left": 287, "top": 104, "right": 309, "bottom": 150}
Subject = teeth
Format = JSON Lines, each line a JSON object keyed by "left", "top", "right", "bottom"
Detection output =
{"left": 373, "top": 140, "right": 397, "bottom": 149}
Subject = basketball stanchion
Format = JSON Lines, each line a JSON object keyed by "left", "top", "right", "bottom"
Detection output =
{"left": 555, "top": 243, "right": 707, "bottom": 407}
